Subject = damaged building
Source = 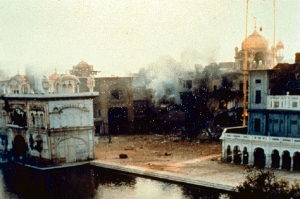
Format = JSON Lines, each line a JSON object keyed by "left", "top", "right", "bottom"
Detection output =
{"left": 70, "top": 61, "right": 134, "bottom": 135}
{"left": 0, "top": 70, "right": 98, "bottom": 167}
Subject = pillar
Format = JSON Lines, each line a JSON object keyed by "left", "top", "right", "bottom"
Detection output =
{"left": 241, "top": 152, "right": 244, "bottom": 165}
{"left": 266, "top": 154, "right": 271, "bottom": 168}
{"left": 248, "top": 152, "right": 253, "bottom": 165}
{"left": 279, "top": 157, "right": 282, "bottom": 169}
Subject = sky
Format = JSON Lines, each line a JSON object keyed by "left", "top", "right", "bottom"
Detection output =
{"left": 0, "top": 0, "right": 299, "bottom": 77}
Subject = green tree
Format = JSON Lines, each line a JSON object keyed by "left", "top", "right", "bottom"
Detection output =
{"left": 226, "top": 167, "right": 300, "bottom": 199}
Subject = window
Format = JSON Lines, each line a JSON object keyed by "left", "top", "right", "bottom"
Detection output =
{"left": 31, "top": 113, "right": 35, "bottom": 125}
{"left": 184, "top": 80, "right": 192, "bottom": 89}
{"left": 291, "top": 120, "right": 297, "bottom": 125}
{"left": 239, "top": 83, "right": 243, "bottom": 91}
{"left": 111, "top": 90, "right": 122, "bottom": 100}
{"left": 254, "top": 119, "right": 261, "bottom": 132}
{"left": 255, "top": 90, "right": 261, "bottom": 104}
{"left": 40, "top": 114, "right": 44, "bottom": 127}
{"left": 255, "top": 79, "right": 261, "bottom": 84}
{"left": 292, "top": 102, "right": 298, "bottom": 108}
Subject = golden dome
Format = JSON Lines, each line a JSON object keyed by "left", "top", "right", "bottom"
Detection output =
{"left": 49, "top": 69, "right": 60, "bottom": 82}
{"left": 242, "top": 30, "right": 268, "bottom": 50}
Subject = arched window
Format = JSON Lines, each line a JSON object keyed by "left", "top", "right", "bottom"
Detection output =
{"left": 226, "top": 145, "right": 232, "bottom": 162}
{"left": 282, "top": 151, "right": 291, "bottom": 170}
{"left": 40, "top": 113, "right": 44, "bottom": 127}
{"left": 68, "top": 83, "right": 73, "bottom": 93}
{"left": 243, "top": 147, "right": 248, "bottom": 164}
{"left": 271, "top": 149, "right": 280, "bottom": 169}
{"left": 233, "top": 146, "right": 241, "bottom": 164}
{"left": 56, "top": 83, "right": 59, "bottom": 93}
{"left": 35, "top": 113, "right": 39, "bottom": 127}
{"left": 31, "top": 113, "right": 35, "bottom": 126}
{"left": 62, "top": 84, "right": 67, "bottom": 93}
{"left": 293, "top": 152, "right": 300, "bottom": 171}
{"left": 254, "top": 148, "right": 265, "bottom": 168}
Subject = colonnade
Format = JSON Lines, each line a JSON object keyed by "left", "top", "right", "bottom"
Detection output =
{"left": 224, "top": 144, "right": 300, "bottom": 171}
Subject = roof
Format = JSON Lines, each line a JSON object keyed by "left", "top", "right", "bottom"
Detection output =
{"left": 54, "top": 74, "right": 80, "bottom": 84}
{"left": 8, "top": 74, "right": 28, "bottom": 84}
{"left": 242, "top": 30, "right": 268, "bottom": 50}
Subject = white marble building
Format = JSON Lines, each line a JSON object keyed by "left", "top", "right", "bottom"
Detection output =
{"left": 0, "top": 71, "right": 98, "bottom": 166}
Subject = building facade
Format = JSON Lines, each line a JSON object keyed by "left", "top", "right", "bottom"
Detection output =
{"left": 71, "top": 61, "right": 134, "bottom": 135}
{"left": 221, "top": 54, "right": 300, "bottom": 171}
{"left": 234, "top": 26, "right": 284, "bottom": 71}
{"left": 0, "top": 72, "right": 98, "bottom": 167}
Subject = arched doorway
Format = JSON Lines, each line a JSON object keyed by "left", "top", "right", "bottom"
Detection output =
{"left": 233, "top": 146, "right": 241, "bottom": 164}
{"left": 282, "top": 151, "right": 291, "bottom": 170}
{"left": 271, "top": 149, "right": 280, "bottom": 169}
{"left": 108, "top": 107, "right": 128, "bottom": 134}
{"left": 254, "top": 148, "right": 265, "bottom": 168}
{"left": 243, "top": 147, "right": 249, "bottom": 164}
{"left": 293, "top": 152, "right": 300, "bottom": 171}
{"left": 226, "top": 145, "right": 232, "bottom": 162}
{"left": 13, "top": 134, "right": 27, "bottom": 159}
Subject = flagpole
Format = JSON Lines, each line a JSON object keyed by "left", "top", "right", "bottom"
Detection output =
{"left": 272, "top": 0, "right": 276, "bottom": 68}
{"left": 243, "top": 0, "right": 249, "bottom": 126}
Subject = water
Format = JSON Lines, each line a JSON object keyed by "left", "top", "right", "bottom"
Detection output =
{"left": 0, "top": 163, "right": 227, "bottom": 199}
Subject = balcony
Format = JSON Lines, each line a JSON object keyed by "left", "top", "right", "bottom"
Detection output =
{"left": 267, "top": 93, "right": 300, "bottom": 110}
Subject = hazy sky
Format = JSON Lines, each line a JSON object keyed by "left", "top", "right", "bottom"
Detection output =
{"left": 0, "top": 0, "right": 299, "bottom": 76}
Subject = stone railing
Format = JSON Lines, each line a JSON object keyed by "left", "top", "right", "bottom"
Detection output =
{"left": 267, "top": 93, "right": 300, "bottom": 110}
{"left": 221, "top": 130, "right": 300, "bottom": 145}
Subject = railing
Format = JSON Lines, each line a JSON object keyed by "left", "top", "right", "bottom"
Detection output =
{"left": 221, "top": 132, "right": 300, "bottom": 144}
{"left": 3, "top": 92, "right": 99, "bottom": 98}
{"left": 267, "top": 94, "right": 300, "bottom": 110}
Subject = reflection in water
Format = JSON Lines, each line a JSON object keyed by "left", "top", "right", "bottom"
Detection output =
{"left": 0, "top": 163, "right": 224, "bottom": 199}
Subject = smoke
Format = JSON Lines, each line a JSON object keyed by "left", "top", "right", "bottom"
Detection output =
{"left": 134, "top": 49, "right": 206, "bottom": 106}
{"left": 0, "top": 62, "right": 9, "bottom": 81}
{"left": 0, "top": 69, "right": 8, "bottom": 81}
{"left": 180, "top": 48, "right": 204, "bottom": 69}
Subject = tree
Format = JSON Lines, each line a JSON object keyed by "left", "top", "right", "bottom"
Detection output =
{"left": 226, "top": 167, "right": 300, "bottom": 199}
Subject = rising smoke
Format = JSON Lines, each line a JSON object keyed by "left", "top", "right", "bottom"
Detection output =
{"left": 133, "top": 48, "right": 215, "bottom": 106}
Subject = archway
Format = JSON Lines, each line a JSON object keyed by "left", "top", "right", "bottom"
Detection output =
{"left": 226, "top": 145, "right": 232, "bottom": 162}
{"left": 254, "top": 148, "right": 265, "bottom": 168}
{"left": 68, "top": 83, "right": 73, "bottom": 93}
{"left": 282, "top": 151, "right": 291, "bottom": 170}
{"left": 13, "top": 134, "right": 27, "bottom": 159}
{"left": 56, "top": 137, "right": 88, "bottom": 163}
{"left": 293, "top": 152, "right": 300, "bottom": 171}
{"left": 242, "top": 147, "right": 249, "bottom": 164}
{"left": 108, "top": 107, "right": 128, "bottom": 134}
{"left": 233, "top": 146, "right": 241, "bottom": 164}
{"left": 271, "top": 149, "right": 280, "bottom": 169}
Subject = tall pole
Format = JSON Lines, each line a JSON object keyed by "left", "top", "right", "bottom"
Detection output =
{"left": 243, "top": 0, "right": 249, "bottom": 126}
{"left": 272, "top": 0, "right": 276, "bottom": 68}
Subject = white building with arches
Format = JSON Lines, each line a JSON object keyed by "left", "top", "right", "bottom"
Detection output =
{"left": 221, "top": 54, "right": 300, "bottom": 171}
{"left": 0, "top": 71, "right": 98, "bottom": 167}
